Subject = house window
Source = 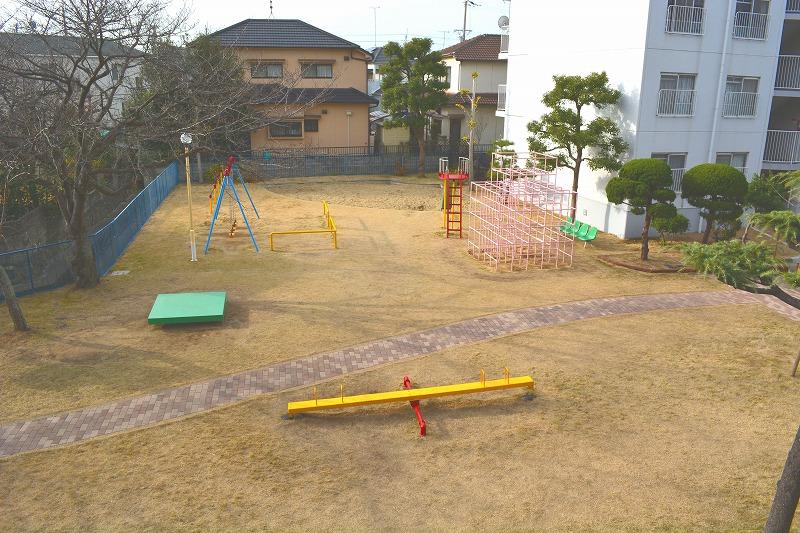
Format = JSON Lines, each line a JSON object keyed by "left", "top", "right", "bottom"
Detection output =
{"left": 251, "top": 62, "right": 284, "bottom": 79}
{"left": 304, "top": 118, "right": 319, "bottom": 132}
{"left": 268, "top": 121, "right": 302, "bottom": 138}
{"left": 715, "top": 152, "right": 748, "bottom": 174}
{"left": 652, "top": 152, "right": 688, "bottom": 192}
{"left": 446, "top": 66, "right": 452, "bottom": 86}
{"left": 734, "top": 0, "right": 769, "bottom": 40}
{"left": 111, "top": 64, "right": 120, "bottom": 82}
{"left": 665, "top": 0, "right": 705, "bottom": 35}
{"left": 723, "top": 76, "right": 758, "bottom": 117}
{"left": 301, "top": 63, "right": 333, "bottom": 78}
{"left": 367, "top": 68, "right": 374, "bottom": 80}
{"left": 657, "top": 73, "right": 696, "bottom": 116}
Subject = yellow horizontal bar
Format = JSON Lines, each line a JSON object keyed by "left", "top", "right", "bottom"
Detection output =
{"left": 269, "top": 230, "right": 335, "bottom": 236}
{"left": 287, "top": 376, "right": 534, "bottom": 414}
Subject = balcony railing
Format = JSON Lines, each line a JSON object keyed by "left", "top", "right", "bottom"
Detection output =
{"left": 788, "top": 0, "right": 800, "bottom": 14}
{"left": 657, "top": 89, "right": 695, "bottom": 117}
{"left": 671, "top": 168, "right": 685, "bottom": 192}
{"left": 776, "top": 55, "right": 800, "bottom": 89}
{"left": 665, "top": 5, "right": 705, "bottom": 35}
{"left": 722, "top": 91, "right": 758, "bottom": 117}
{"left": 500, "top": 27, "right": 509, "bottom": 53}
{"left": 733, "top": 11, "right": 769, "bottom": 40}
{"left": 764, "top": 130, "right": 800, "bottom": 164}
{"left": 497, "top": 84, "right": 507, "bottom": 112}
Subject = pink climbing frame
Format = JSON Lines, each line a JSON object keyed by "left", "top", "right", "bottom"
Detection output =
{"left": 467, "top": 152, "right": 575, "bottom": 271}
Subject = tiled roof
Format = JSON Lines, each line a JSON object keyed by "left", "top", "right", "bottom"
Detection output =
{"left": 258, "top": 86, "right": 378, "bottom": 105}
{"left": 440, "top": 34, "right": 502, "bottom": 61}
{"left": 369, "top": 46, "right": 390, "bottom": 65}
{"left": 0, "top": 32, "right": 139, "bottom": 57}
{"left": 210, "top": 19, "right": 368, "bottom": 55}
{"left": 447, "top": 92, "right": 499, "bottom": 106}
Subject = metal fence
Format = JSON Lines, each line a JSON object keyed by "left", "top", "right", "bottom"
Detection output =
{"left": 240, "top": 143, "right": 495, "bottom": 179}
{"left": 0, "top": 161, "right": 179, "bottom": 299}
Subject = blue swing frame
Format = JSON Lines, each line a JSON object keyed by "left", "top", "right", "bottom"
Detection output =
{"left": 204, "top": 174, "right": 260, "bottom": 253}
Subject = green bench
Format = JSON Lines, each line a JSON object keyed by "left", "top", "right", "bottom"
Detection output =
{"left": 560, "top": 218, "right": 598, "bottom": 246}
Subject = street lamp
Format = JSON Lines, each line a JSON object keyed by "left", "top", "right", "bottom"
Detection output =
{"left": 181, "top": 132, "right": 197, "bottom": 262}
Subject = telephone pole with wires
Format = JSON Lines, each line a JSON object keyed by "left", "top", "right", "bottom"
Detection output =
{"left": 460, "top": 0, "right": 478, "bottom": 42}
{"left": 268, "top": 0, "right": 275, "bottom": 19}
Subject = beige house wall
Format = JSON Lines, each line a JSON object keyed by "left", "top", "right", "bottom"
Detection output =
{"left": 234, "top": 47, "right": 370, "bottom": 92}
{"left": 440, "top": 105, "right": 504, "bottom": 145}
{"left": 251, "top": 102, "right": 370, "bottom": 150}
{"left": 380, "top": 125, "right": 411, "bottom": 146}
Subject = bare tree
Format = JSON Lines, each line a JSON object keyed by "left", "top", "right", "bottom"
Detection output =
{"left": 0, "top": 0, "right": 328, "bottom": 288}
{"left": 0, "top": 162, "right": 30, "bottom": 331}
{"left": 766, "top": 424, "right": 800, "bottom": 533}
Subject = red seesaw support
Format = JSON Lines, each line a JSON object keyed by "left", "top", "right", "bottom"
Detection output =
{"left": 403, "top": 375, "right": 426, "bottom": 437}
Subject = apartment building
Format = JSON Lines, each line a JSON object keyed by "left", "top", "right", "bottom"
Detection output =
{"left": 501, "top": 0, "right": 796, "bottom": 238}
{"left": 210, "top": 19, "right": 376, "bottom": 150}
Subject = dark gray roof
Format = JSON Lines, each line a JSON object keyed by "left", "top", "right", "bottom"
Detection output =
{"left": 0, "top": 32, "right": 138, "bottom": 57}
{"left": 258, "top": 86, "right": 378, "bottom": 105}
{"left": 210, "top": 19, "right": 368, "bottom": 54}
{"left": 369, "top": 46, "right": 390, "bottom": 65}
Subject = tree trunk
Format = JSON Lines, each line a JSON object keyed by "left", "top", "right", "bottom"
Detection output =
{"left": 0, "top": 265, "right": 29, "bottom": 331}
{"left": 68, "top": 193, "right": 100, "bottom": 288}
{"left": 701, "top": 218, "right": 714, "bottom": 244}
{"left": 641, "top": 211, "right": 653, "bottom": 261}
{"left": 791, "top": 351, "right": 800, "bottom": 377}
{"left": 765, "top": 424, "right": 800, "bottom": 533}
{"left": 570, "top": 165, "right": 580, "bottom": 221}
{"left": 417, "top": 133, "right": 426, "bottom": 177}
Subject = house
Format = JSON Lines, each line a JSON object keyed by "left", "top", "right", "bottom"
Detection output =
{"left": 438, "top": 34, "right": 507, "bottom": 146}
{"left": 368, "top": 46, "right": 390, "bottom": 95}
{"left": 209, "top": 19, "right": 377, "bottom": 150}
{"left": 0, "top": 31, "right": 140, "bottom": 121}
{"left": 501, "top": 0, "right": 797, "bottom": 238}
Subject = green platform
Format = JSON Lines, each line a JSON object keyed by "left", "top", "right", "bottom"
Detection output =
{"left": 147, "top": 292, "right": 227, "bottom": 325}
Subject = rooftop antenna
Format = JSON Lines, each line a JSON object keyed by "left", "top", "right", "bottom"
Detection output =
{"left": 460, "top": 0, "right": 479, "bottom": 42}
{"left": 369, "top": 6, "right": 380, "bottom": 48}
{"left": 268, "top": 0, "right": 275, "bottom": 19}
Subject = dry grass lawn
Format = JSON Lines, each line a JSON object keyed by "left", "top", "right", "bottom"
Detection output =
{"left": 0, "top": 176, "right": 720, "bottom": 423}
{"left": 1, "top": 306, "right": 799, "bottom": 530}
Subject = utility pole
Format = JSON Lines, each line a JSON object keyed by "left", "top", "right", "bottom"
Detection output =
{"left": 461, "top": 0, "right": 478, "bottom": 42}
{"left": 370, "top": 6, "right": 380, "bottom": 48}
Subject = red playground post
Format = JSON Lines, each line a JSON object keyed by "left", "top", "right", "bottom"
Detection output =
{"left": 403, "top": 376, "right": 427, "bottom": 437}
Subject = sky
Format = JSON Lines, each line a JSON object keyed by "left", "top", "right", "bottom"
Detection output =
{"left": 186, "top": 0, "right": 511, "bottom": 50}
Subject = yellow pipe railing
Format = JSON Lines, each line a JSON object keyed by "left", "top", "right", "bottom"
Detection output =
{"left": 269, "top": 201, "right": 338, "bottom": 251}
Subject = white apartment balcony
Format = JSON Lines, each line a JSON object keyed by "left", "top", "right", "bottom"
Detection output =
{"left": 764, "top": 130, "right": 800, "bottom": 164}
{"left": 671, "top": 168, "right": 685, "bottom": 192}
{"left": 500, "top": 26, "right": 509, "bottom": 55}
{"left": 657, "top": 89, "right": 695, "bottom": 117}
{"left": 776, "top": 56, "right": 800, "bottom": 89}
{"left": 788, "top": 0, "right": 800, "bottom": 14}
{"left": 497, "top": 84, "right": 507, "bottom": 113}
{"left": 733, "top": 11, "right": 769, "bottom": 40}
{"left": 722, "top": 91, "right": 758, "bottom": 117}
{"left": 664, "top": 5, "right": 705, "bottom": 35}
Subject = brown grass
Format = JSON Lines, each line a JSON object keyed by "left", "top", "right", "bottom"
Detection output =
{"left": 1, "top": 305, "right": 798, "bottom": 531}
{"left": 0, "top": 176, "right": 720, "bottom": 423}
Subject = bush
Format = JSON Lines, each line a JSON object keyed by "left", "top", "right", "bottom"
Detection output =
{"left": 747, "top": 173, "right": 789, "bottom": 213}
{"left": 653, "top": 213, "right": 689, "bottom": 243}
{"left": 682, "top": 164, "right": 748, "bottom": 243}
{"left": 681, "top": 240, "right": 783, "bottom": 289}
{"left": 784, "top": 271, "right": 800, "bottom": 288}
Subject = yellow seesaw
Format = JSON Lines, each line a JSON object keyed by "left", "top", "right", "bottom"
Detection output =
{"left": 287, "top": 369, "right": 534, "bottom": 415}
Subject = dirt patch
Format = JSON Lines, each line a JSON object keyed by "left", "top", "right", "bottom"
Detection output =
{"left": 598, "top": 252, "right": 695, "bottom": 273}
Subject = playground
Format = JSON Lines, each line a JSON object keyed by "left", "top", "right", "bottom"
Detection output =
{"left": 1, "top": 170, "right": 799, "bottom": 529}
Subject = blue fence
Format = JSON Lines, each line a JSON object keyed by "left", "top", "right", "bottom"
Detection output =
{"left": 0, "top": 161, "right": 179, "bottom": 298}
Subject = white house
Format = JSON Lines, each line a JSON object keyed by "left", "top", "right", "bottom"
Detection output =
{"left": 438, "top": 34, "right": 507, "bottom": 146}
{"left": 502, "top": 0, "right": 796, "bottom": 238}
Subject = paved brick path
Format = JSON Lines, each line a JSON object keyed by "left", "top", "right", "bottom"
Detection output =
{"left": 1, "top": 290, "right": 798, "bottom": 458}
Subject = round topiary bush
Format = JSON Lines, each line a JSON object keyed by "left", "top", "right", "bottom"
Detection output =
{"left": 681, "top": 163, "right": 748, "bottom": 243}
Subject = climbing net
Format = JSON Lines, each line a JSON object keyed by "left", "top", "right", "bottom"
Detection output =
{"left": 467, "top": 152, "right": 574, "bottom": 271}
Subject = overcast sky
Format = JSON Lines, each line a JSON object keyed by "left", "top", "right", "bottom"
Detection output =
{"left": 186, "top": 0, "right": 511, "bottom": 50}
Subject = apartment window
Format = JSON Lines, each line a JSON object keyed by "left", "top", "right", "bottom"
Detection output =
{"left": 665, "top": 0, "right": 705, "bottom": 35}
{"left": 715, "top": 152, "right": 748, "bottom": 173}
{"left": 251, "top": 62, "right": 283, "bottom": 79}
{"left": 301, "top": 63, "right": 333, "bottom": 78}
{"left": 303, "top": 118, "right": 319, "bottom": 132}
{"left": 723, "top": 76, "right": 758, "bottom": 117}
{"left": 733, "top": 0, "right": 769, "bottom": 40}
{"left": 268, "top": 121, "right": 302, "bottom": 138}
{"left": 657, "top": 73, "right": 696, "bottom": 116}
{"left": 653, "top": 152, "right": 687, "bottom": 191}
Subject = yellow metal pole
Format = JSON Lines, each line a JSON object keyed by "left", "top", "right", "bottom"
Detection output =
{"left": 184, "top": 145, "right": 197, "bottom": 262}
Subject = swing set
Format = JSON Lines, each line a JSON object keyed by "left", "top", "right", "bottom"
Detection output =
{"left": 205, "top": 156, "right": 261, "bottom": 253}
